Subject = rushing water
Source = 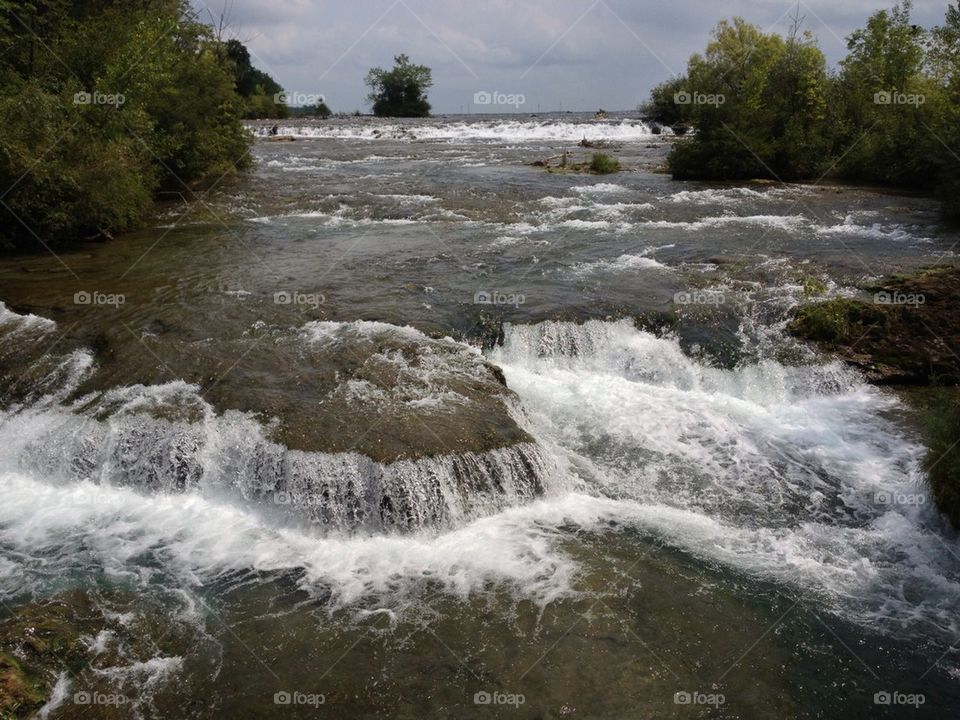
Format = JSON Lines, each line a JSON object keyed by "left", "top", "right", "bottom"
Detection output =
{"left": 1, "top": 113, "right": 958, "bottom": 718}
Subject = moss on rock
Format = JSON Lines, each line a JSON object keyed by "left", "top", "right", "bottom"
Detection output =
{"left": 0, "top": 591, "right": 97, "bottom": 718}
{"left": 788, "top": 266, "right": 960, "bottom": 384}
{"left": 0, "top": 652, "right": 46, "bottom": 719}
{"left": 788, "top": 297, "right": 887, "bottom": 344}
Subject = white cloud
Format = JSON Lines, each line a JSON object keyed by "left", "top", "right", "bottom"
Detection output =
{"left": 201, "top": 0, "right": 953, "bottom": 113}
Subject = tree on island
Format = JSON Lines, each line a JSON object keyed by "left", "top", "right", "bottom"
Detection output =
{"left": 643, "top": 1, "right": 960, "bottom": 218}
{"left": 289, "top": 102, "right": 332, "bottom": 119}
{"left": 365, "top": 54, "right": 432, "bottom": 117}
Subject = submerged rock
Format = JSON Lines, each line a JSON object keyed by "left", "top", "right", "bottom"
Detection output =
{"left": 0, "top": 591, "right": 105, "bottom": 718}
{"left": 0, "top": 590, "right": 196, "bottom": 719}
{"left": 0, "top": 592, "right": 124, "bottom": 718}
{"left": 2, "top": 304, "right": 549, "bottom": 531}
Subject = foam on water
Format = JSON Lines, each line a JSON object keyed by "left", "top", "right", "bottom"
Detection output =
{"left": 1, "top": 305, "right": 958, "bottom": 647}
{"left": 639, "top": 214, "right": 807, "bottom": 232}
{"left": 489, "top": 319, "right": 960, "bottom": 641}
{"left": 663, "top": 186, "right": 804, "bottom": 205}
{"left": 570, "top": 183, "right": 632, "bottom": 195}
{"left": 0, "top": 472, "right": 582, "bottom": 610}
{"left": 260, "top": 119, "right": 653, "bottom": 143}
{"left": 0, "top": 300, "right": 57, "bottom": 334}
{"left": 817, "top": 217, "right": 932, "bottom": 242}
{"left": 570, "top": 252, "right": 669, "bottom": 276}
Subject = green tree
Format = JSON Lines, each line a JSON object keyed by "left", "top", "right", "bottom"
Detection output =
{"left": 929, "top": 2, "right": 960, "bottom": 218}
{"left": 224, "top": 39, "right": 289, "bottom": 119}
{"left": 640, "top": 76, "right": 692, "bottom": 126}
{"left": 832, "top": 1, "right": 936, "bottom": 187}
{"left": 666, "top": 17, "right": 830, "bottom": 181}
{"left": 365, "top": 54, "right": 432, "bottom": 117}
{"left": 0, "top": 0, "right": 252, "bottom": 250}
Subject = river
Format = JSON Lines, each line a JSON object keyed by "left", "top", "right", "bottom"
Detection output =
{"left": 0, "top": 112, "right": 958, "bottom": 718}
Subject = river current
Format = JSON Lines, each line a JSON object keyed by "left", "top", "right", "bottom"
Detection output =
{"left": 0, "top": 113, "right": 958, "bottom": 718}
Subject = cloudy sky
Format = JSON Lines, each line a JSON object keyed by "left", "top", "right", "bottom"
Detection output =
{"left": 197, "top": 0, "right": 951, "bottom": 113}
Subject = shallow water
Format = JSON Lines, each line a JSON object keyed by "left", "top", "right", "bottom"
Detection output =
{"left": 1, "top": 113, "right": 958, "bottom": 718}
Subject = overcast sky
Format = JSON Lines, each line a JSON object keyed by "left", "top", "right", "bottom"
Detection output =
{"left": 198, "top": 0, "right": 952, "bottom": 114}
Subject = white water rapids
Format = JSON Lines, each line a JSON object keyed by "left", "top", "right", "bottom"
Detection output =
{"left": 1, "top": 307, "right": 957, "bottom": 655}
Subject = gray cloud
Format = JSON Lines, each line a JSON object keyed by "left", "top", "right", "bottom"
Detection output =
{"left": 195, "top": 0, "right": 952, "bottom": 113}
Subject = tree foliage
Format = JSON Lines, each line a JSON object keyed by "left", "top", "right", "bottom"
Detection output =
{"left": 365, "top": 54, "right": 432, "bottom": 117}
{"left": 225, "top": 39, "right": 289, "bottom": 119}
{"left": 659, "top": 16, "right": 830, "bottom": 181}
{"left": 0, "top": 0, "right": 256, "bottom": 250}
{"left": 647, "top": 1, "right": 960, "bottom": 217}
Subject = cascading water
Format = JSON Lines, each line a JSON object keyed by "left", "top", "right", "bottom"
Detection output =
{"left": 3, "top": 303, "right": 958, "bottom": 640}
{"left": 490, "top": 319, "right": 960, "bottom": 642}
{"left": 0, "top": 305, "right": 550, "bottom": 533}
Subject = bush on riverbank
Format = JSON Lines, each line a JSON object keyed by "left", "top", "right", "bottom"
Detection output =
{"left": 647, "top": 2, "right": 960, "bottom": 214}
{"left": 0, "top": 1, "right": 255, "bottom": 251}
{"left": 923, "top": 388, "right": 960, "bottom": 528}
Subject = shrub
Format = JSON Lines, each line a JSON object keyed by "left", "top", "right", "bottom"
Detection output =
{"left": 589, "top": 152, "right": 622, "bottom": 174}
{"left": 649, "top": 3, "right": 960, "bottom": 217}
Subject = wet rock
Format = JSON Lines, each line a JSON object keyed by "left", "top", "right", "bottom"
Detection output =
{"left": 0, "top": 593, "right": 97, "bottom": 703}
{"left": 60, "top": 316, "right": 533, "bottom": 464}
{"left": 789, "top": 266, "right": 960, "bottom": 527}
{"left": 0, "top": 589, "right": 205, "bottom": 718}
{"left": 0, "top": 590, "right": 150, "bottom": 719}
{"left": 788, "top": 266, "right": 960, "bottom": 384}
{"left": 5, "top": 313, "right": 548, "bottom": 530}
